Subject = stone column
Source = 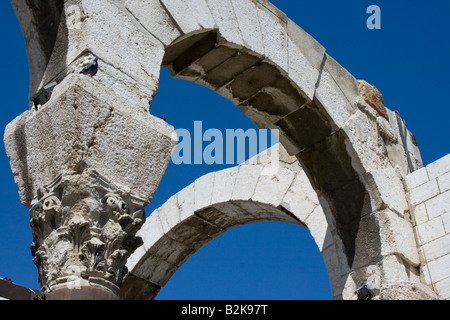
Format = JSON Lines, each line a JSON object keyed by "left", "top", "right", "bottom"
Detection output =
{"left": 4, "top": 74, "right": 176, "bottom": 299}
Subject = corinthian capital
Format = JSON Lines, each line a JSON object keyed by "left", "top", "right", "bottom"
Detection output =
{"left": 29, "top": 171, "right": 146, "bottom": 298}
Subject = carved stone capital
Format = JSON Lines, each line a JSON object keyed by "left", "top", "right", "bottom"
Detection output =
{"left": 29, "top": 170, "right": 147, "bottom": 298}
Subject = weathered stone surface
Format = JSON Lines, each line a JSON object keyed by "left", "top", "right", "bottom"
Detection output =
{"left": 378, "top": 281, "right": 438, "bottom": 300}
{"left": 160, "top": 0, "right": 215, "bottom": 34}
{"left": 230, "top": 0, "right": 265, "bottom": 56}
{"left": 10, "top": 0, "right": 64, "bottom": 96}
{"left": 358, "top": 80, "right": 388, "bottom": 119}
{"left": 4, "top": 74, "right": 176, "bottom": 207}
{"left": 206, "top": 0, "right": 244, "bottom": 47}
{"left": 409, "top": 179, "right": 440, "bottom": 206}
{"left": 342, "top": 109, "right": 391, "bottom": 175}
{"left": 315, "top": 56, "right": 358, "bottom": 130}
{"left": 26, "top": 169, "right": 147, "bottom": 297}
{"left": 251, "top": 167, "right": 296, "bottom": 207}
{"left": 287, "top": 18, "right": 326, "bottom": 80}
{"left": 363, "top": 168, "right": 409, "bottom": 217}
{"left": 125, "top": 0, "right": 181, "bottom": 47}
{"left": 120, "top": 273, "right": 160, "bottom": 300}
{"left": 281, "top": 170, "right": 320, "bottom": 222}
{"left": 255, "top": 1, "right": 288, "bottom": 71}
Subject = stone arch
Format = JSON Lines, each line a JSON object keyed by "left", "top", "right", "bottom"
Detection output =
{"left": 7, "top": 0, "right": 437, "bottom": 299}
{"left": 122, "top": 145, "right": 348, "bottom": 300}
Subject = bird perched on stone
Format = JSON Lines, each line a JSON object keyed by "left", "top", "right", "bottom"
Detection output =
{"left": 355, "top": 281, "right": 376, "bottom": 300}
{"left": 80, "top": 58, "right": 98, "bottom": 77}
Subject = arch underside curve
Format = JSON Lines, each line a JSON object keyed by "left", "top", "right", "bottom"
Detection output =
{"left": 122, "top": 146, "right": 349, "bottom": 300}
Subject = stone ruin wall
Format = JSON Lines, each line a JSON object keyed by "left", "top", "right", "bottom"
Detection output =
{"left": 3, "top": 0, "right": 450, "bottom": 300}
{"left": 406, "top": 155, "right": 450, "bottom": 299}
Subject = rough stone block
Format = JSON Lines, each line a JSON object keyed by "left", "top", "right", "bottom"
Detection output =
{"left": 342, "top": 109, "right": 391, "bottom": 175}
{"left": 237, "top": 201, "right": 300, "bottom": 225}
{"left": 422, "top": 234, "right": 450, "bottom": 262}
{"left": 210, "top": 202, "right": 257, "bottom": 225}
{"left": 315, "top": 60, "right": 358, "bottom": 130}
{"left": 438, "top": 171, "right": 450, "bottom": 193}
{"left": 56, "top": 0, "right": 165, "bottom": 102}
{"left": 281, "top": 170, "right": 319, "bottom": 223}
{"left": 230, "top": 164, "right": 263, "bottom": 201}
{"left": 202, "top": 51, "right": 261, "bottom": 90}
{"left": 428, "top": 255, "right": 450, "bottom": 283}
{"left": 160, "top": 0, "right": 215, "bottom": 34}
{"left": 147, "top": 236, "right": 194, "bottom": 267}
{"left": 322, "top": 244, "right": 343, "bottom": 293}
{"left": 196, "top": 205, "right": 238, "bottom": 229}
{"left": 416, "top": 217, "right": 446, "bottom": 245}
{"left": 4, "top": 75, "right": 176, "bottom": 206}
{"left": 194, "top": 172, "right": 215, "bottom": 211}
{"left": 405, "top": 166, "right": 429, "bottom": 190}
{"left": 443, "top": 212, "right": 450, "bottom": 234}
{"left": 287, "top": 19, "right": 326, "bottom": 73}
{"left": 255, "top": 2, "right": 288, "bottom": 72}
{"left": 230, "top": 0, "right": 265, "bottom": 56}
{"left": 413, "top": 203, "right": 428, "bottom": 226}
{"left": 211, "top": 167, "right": 239, "bottom": 204}
{"left": 126, "top": 245, "right": 148, "bottom": 272}
{"left": 133, "top": 254, "right": 177, "bottom": 286}
{"left": 120, "top": 273, "right": 160, "bottom": 300}
{"left": 176, "top": 183, "right": 195, "bottom": 221}
{"left": 157, "top": 195, "right": 181, "bottom": 234}
{"left": 287, "top": 35, "right": 320, "bottom": 102}
{"left": 424, "top": 190, "right": 450, "bottom": 220}
{"left": 305, "top": 206, "right": 333, "bottom": 252}
{"left": 364, "top": 168, "right": 409, "bottom": 217}
{"left": 356, "top": 210, "right": 420, "bottom": 269}
{"left": 324, "top": 55, "right": 361, "bottom": 109}
{"left": 435, "top": 277, "right": 450, "bottom": 300}
{"left": 426, "top": 154, "right": 450, "bottom": 181}
{"left": 137, "top": 212, "right": 165, "bottom": 251}
{"left": 377, "top": 209, "right": 420, "bottom": 266}
{"left": 206, "top": 0, "right": 244, "bottom": 46}
{"left": 409, "top": 179, "right": 440, "bottom": 206}
{"left": 272, "top": 102, "right": 332, "bottom": 153}
{"left": 125, "top": 0, "right": 181, "bottom": 46}
{"left": 166, "top": 215, "right": 222, "bottom": 246}
{"left": 251, "top": 167, "right": 296, "bottom": 207}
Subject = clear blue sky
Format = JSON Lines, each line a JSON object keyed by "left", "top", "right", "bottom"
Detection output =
{"left": 0, "top": 0, "right": 449, "bottom": 300}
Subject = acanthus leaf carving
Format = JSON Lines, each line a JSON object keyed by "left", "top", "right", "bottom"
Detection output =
{"left": 28, "top": 170, "right": 147, "bottom": 295}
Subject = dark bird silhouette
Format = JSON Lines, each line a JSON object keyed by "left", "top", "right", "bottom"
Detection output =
{"left": 80, "top": 58, "right": 98, "bottom": 77}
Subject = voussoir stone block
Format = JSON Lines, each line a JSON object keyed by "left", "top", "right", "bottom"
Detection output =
{"left": 315, "top": 58, "right": 357, "bottom": 131}
{"left": 363, "top": 168, "right": 409, "bottom": 217}
{"left": 287, "top": 19, "right": 326, "bottom": 102}
{"left": 125, "top": 0, "right": 181, "bottom": 47}
{"left": 230, "top": 0, "right": 265, "bottom": 56}
{"left": 160, "top": 0, "right": 215, "bottom": 35}
{"left": 40, "top": 0, "right": 165, "bottom": 107}
{"left": 255, "top": 1, "right": 288, "bottom": 72}
{"left": 281, "top": 169, "right": 320, "bottom": 223}
{"left": 377, "top": 209, "right": 421, "bottom": 266}
{"left": 251, "top": 167, "right": 296, "bottom": 207}
{"left": 206, "top": 0, "right": 244, "bottom": 47}
{"left": 211, "top": 167, "right": 239, "bottom": 204}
